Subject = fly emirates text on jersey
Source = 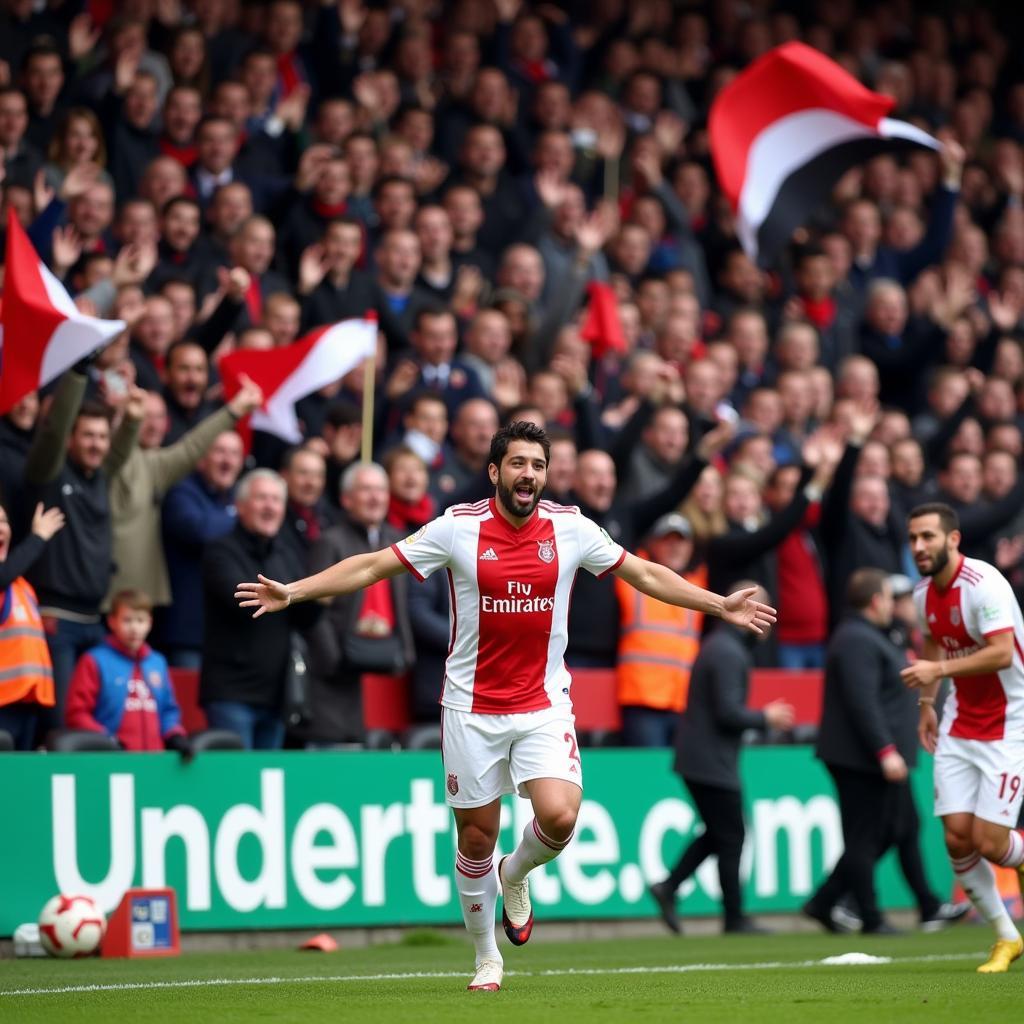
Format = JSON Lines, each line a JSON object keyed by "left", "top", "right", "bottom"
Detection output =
{"left": 480, "top": 580, "right": 556, "bottom": 614}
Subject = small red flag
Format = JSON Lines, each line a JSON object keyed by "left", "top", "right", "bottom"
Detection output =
{"left": 579, "top": 281, "right": 626, "bottom": 358}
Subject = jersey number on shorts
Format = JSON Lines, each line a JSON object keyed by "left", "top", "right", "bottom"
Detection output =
{"left": 997, "top": 773, "right": 1021, "bottom": 802}
{"left": 564, "top": 732, "right": 581, "bottom": 765}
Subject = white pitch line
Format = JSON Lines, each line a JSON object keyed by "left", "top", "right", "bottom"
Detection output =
{"left": 0, "top": 951, "right": 986, "bottom": 997}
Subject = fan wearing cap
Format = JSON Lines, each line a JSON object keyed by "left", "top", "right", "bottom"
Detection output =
{"left": 614, "top": 513, "right": 705, "bottom": 747}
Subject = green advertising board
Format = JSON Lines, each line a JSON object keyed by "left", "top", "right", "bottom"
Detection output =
{"left": 0, "top": 748, "right": 951, "bottom": 935}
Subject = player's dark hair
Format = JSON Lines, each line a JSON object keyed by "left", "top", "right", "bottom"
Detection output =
{"left": 908, "top": 501, "right": 960, "bottom": 534}
{"left": 488, "top": 420, "right": 550, "bottom": 469}
{"left": 847, "top": 567, "right": 889, "bottom": 611}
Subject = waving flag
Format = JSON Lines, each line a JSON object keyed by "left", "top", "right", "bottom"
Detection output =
{"left": 219, "top": 317, "right": 378, "bottom": 445}
{"left": 0, "top": 209, "right": 125, "bottom": 413}
{"left": 709, "top": 42, "right": 940, "bottom": 267}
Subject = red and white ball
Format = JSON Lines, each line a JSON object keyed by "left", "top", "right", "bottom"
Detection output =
{"left": 38, "top": 894, "right": 107, "bottom": 958}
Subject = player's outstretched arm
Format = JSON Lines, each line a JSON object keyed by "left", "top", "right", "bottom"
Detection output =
{"left": 235, "top": 547, "right": 406, "bottom": 618}
{"left": 613, "top": 553, "right": 777, "bottom": 635}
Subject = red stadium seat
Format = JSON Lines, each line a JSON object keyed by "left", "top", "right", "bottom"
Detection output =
{"left": 361, "top": 673, "right": 412, "bottom": 732}
{"left": 168, "top": 669, "right": 208, "bottom": 734}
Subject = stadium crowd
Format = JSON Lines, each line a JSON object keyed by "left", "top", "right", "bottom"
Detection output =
{"left": 1, "top": 0, "right": 1024, "bottom": 752}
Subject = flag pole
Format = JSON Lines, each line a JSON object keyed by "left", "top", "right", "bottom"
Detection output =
{"left": 361, "top": 312, "right": 377, "bottom": 464}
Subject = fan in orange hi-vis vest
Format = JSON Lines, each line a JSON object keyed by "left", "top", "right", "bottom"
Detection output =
{"left": 0, "top": 500, "right": 63, "bottom": 748}
{"left": 615, "top": 514, "right": 705, "bottom": 740}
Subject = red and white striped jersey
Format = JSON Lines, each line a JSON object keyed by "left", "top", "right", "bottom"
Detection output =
{"left": 391, "top": 497, "right": 626, "bottom": 714}
{"left": 913, "top": 556, "right": 1024, "bottom": 741}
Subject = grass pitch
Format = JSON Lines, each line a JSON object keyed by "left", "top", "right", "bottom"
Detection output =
{"left": 0, "top": 924, "right": 1016, "bottom": 1023}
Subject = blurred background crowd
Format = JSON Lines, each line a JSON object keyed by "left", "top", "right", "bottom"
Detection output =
{"left": 1, "top": 0, "right": 1023, "bottom": 752}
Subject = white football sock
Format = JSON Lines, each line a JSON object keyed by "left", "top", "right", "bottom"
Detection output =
{"left": 997, "top": 830, "right": 1024, "bottom": 868}
{"left": 952, "top": 852, "right": 1019, "bottom": 942}
{"left": 455, "top": 852, "right": 501, "bottom": 966}
{"left": 502, "top": 817, "right": 573, "bottom": 886}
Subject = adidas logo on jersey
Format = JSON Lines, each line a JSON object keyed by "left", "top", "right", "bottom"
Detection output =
{"left": 480, "top": 547, "right": 499, "bottom": 561}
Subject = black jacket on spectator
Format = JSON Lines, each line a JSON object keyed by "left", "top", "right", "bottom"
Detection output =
{"left": 302, "top": 270, "right": 380, "bottom": 332}
{"left": 446, "top": 170, "right": 528, "bottom": 255}
{"left": 200, "top": 523, "right": 319, "bottom": 709}
{"left": 815, "top": 613, "right": 918, "bottom": 773}
{"left": 101, "top": 95, "right": 160, "bottom": 201}
{"left": 0, "top": 415, "right": 33, "bottom": 510}
{"left": 821, "top": 441, "right": 904, "bottom": 626}
{"left": 859, "top": 317, "right": 944, "bottom": 417}
{"left": 406, "top": 566, "right": 449, "bottom": 723}
{"left": 942, "top": 480, "right": 1024, "bottom": 565}
{"left": 565, "top": 455, "right": 707, "bottom": 666}
{"left": 22, "top": 372, "right": 125, "bottom": 616}
{"left": 889, "top": 476, "right": 938, "bottom": 522}
{"left": 300, "top": 515, "right": 414, "bottom": 743}
{"left": 163, "top": 393, "right": 222, "bottom": 446}
{"left": 706, "top": 466, "right": 813, "bottom": 605}
{"left": 673, "top": 624, "right": 767, "bottom": 790}
{"left": 129, "top": 340, "right": 164, "bottom": 394}
{"left": 3, "top": 140, "right": 43, "bottom": 189}
{"left": 148, "top": 242, "right": 221, "bottom": 302}
{"left": 277, "top": 194, "right": 343, "bottom": 278}
{"left": 279, "top": 498, "right": 338, "bottom": 561}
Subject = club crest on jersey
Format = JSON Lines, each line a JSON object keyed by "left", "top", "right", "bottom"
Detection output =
{"left": 447, "top": 772, "right": 459, "bottom": 796}
{"left": 537, "top": 539, "right": 555, "bottom": 563}
{"left": 405, "top": 526, "right": 426, "bottom": 545}
{"left": 950, "top": 607, "right": 961, "bottom": 626}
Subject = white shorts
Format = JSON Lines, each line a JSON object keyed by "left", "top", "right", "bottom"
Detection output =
{"left": 440, "top": 704, "right": 583, "bottom": 808}
{"left": 934, "top": 734, "right": 1024, "bottom": 826}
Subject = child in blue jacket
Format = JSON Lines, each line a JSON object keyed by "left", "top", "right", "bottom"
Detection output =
{"left": 66, "top": 589, "right": 191, "bottom": 756}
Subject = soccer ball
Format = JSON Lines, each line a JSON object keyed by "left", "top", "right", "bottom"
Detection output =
{"left": 38, "top": 894, "right": 107, "bottom": 958}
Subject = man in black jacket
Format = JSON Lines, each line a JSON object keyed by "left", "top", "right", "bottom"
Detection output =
{"left": 300, "top": 462, "right": 414, "bottom": 746}
{"left": 23, "top": 371, "right": 132, "bottom": 728}
{"left": 821, "top": 403, "right": 904, "bottom": 626}
{"left": 565, "top": 447, "right": 705, "bottom": 668}
{"left": 803, "top": 568, "right": 964, "bottom": 934}
{"left": 200, "top": 469, "right": 319, "bottom": 748}
{"left": 649, "top": 584, "right": 794, "bottom": 934}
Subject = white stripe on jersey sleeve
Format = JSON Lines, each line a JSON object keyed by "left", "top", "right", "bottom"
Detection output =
{"left": 964, "top": 559, "right": 1017, "bottom": 637}
{"left": 392, "top": 512, "right": 456, "bottom": 581}
{"left": 576, "top": 511, "right": 626, "bottom": 577}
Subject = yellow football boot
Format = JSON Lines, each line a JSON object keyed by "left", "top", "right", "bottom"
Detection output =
{"left": 977, "top": 935, "right": 1024, "bottom": 973}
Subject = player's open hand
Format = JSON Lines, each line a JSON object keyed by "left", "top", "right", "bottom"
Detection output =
{"left": 234, "top": 574, "right": 292, "bottom": 618}
{"left": 721, "top": 587, "right": 777, "bottom": 636}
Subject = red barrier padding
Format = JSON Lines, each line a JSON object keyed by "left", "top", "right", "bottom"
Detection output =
{"left": 168, "top": 669, "right": 207, "bottom": 733}
{"left": 360, "top": 673, "right": 411, "bottom": 732}
{"left": 747, "top": 669, "right": 824, "bottom": 725}
{"left": 171, "top": 667, "right": 824, "bottom": 737}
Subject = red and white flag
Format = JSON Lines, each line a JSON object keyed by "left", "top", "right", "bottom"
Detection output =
{"left": 0, "top": 209, "right": 125, "bottom": 413}
{"left": 219, "top": 318, "right": 377, "bottom": 444}
{"left": 709, "top": 42, "right": 940, "bottom": 267}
